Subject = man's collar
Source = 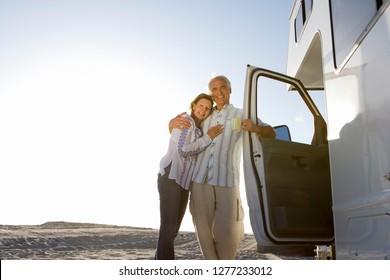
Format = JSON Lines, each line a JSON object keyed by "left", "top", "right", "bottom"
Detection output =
{"left": 214, "top": 104, "right": 233, "bottom": 111}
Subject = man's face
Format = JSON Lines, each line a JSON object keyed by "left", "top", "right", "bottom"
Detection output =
{"left": 210, "top": 78, "right": 231, "bottom": 108}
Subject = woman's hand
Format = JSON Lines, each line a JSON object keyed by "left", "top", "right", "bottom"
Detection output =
{"left": 207, "top": 124, "right": 224, "bottom": 139}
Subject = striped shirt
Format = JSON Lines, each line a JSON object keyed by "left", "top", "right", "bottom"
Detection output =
{"left": 192, "top": 104, "right": 267, "bottom": 188}
{"left": 159, "top": 114, "right": 212, "bottom": 190}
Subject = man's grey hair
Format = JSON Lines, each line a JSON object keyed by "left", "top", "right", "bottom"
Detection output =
{"left": 208, "top": 75, "right": 231, "bottom": 91}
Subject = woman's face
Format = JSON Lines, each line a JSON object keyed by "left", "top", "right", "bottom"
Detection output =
{"left": 192, "top": 98, "right": 212, "bottom": 122}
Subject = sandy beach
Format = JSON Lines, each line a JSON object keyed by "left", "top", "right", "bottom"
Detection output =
{"left": 0, "top": 222, "right": 314, "bottom": 260}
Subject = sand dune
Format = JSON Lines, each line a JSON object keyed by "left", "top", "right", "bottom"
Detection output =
{"left": 0, "top": 222, "right": 313, "bottom": 260}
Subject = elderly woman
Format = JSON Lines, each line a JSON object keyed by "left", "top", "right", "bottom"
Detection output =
{"left": 155, "top": 93, "right": 224, "bottom": 260}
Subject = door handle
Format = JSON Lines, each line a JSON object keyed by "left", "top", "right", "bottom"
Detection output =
{"left": 292, "top": 156, "right": 308, "bottom": 168}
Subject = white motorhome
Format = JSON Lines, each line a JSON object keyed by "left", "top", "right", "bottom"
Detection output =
{"left": 243, "top": 0, "right": 390, "bottom": 259}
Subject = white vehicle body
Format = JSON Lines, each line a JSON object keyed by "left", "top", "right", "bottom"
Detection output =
{"left": 243, "top": 0, "right": 390, "bottom": 259}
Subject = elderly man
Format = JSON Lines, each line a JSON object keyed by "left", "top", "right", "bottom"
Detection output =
{"left": 169, "top": 75, "right": 275, "bottom": 259}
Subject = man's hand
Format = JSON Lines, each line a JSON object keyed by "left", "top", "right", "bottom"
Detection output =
{"left": 169, "top": 112, "right": 191, "bottom": 133}
{"left": 242, "top": 119, "right": 276, "bottom": 138}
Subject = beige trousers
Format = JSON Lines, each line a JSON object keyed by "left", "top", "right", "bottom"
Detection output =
{"left": 190, "top": 182, "right": 244, "bottom": 260}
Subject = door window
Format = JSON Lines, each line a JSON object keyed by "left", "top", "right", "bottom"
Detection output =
{"left": 256, "top": 75, "right": 327, "bottom": 145}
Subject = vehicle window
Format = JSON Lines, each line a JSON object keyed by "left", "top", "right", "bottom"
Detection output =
{"left": 257, "top": 76, "right": 327, "bottom": 145}
{"left": 294, "top": 0, "right": 313, "bottom": 42}
{"left": 330, "top": 0, "right": 379, "bottom": 67}
{"left": 294, "top": 4, "right": 304, "bottom": 42}
{"left": 305, "top": 0, "right": 313, "bottom": 18}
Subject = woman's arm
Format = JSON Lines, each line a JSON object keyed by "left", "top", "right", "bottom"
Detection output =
{"left": 175, "top": 124, "right": 224, "bottom": 157}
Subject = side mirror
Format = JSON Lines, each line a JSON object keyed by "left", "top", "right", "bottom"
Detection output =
{"left": 274, "top": 125, "right": 291, "bottom": 141}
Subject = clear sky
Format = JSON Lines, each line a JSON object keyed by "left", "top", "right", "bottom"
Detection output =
{"left": 0, "top": 0, "right": 293, "bottom": 232}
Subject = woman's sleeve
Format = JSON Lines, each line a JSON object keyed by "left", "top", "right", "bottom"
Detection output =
{"left": 173, "top": 127, "right": 212, "bottom": 158}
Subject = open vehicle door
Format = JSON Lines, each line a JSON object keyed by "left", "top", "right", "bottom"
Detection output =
{"left": 243, "top": 65, "right": 334, "bottom": 251}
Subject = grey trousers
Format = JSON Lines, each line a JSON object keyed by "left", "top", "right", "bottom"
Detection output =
{"left": 155, "top": 165, "right": 189, "bottom": 260}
